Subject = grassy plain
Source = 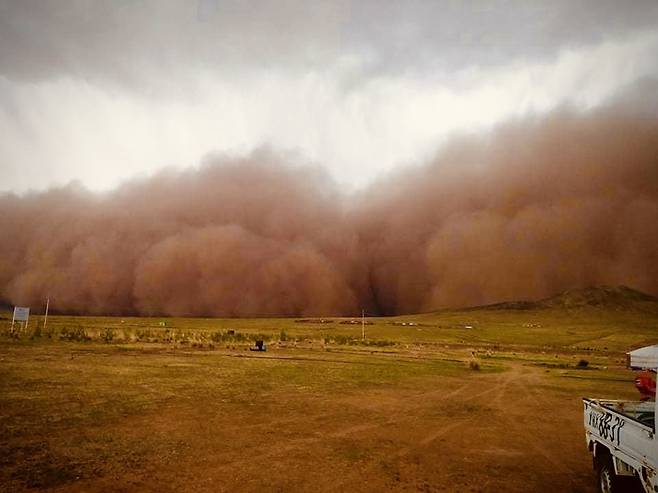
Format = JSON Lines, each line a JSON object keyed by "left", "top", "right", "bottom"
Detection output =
{"left": 1, "top": 297, "right": 657, "bottom": 492}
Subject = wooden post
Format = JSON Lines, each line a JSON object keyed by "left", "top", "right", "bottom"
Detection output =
{"left": 43, "top": 297, "right": 49, "bottom": 330}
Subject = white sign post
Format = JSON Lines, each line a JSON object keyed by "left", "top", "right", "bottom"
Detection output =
{"left": 11, "top": 306, "right": 30, "bottom": 331}
{"left": 43, "top": 297, "right": 49, "bottom": 330}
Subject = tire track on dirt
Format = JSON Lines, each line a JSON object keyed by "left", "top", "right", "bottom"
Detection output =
{"left": 504, "top": 368, "right": 582, "bottom": 481}
{"left": 202, "top": 365, "right": 512, "bottom": 479}
{"left": 200, "top": 362, "right": 581, "bottom": 493}
{"left": 478, "top": 362, "right": 583, "bottom": 492}
{"left": 325, "top": 364, "right": 528, "bottom": 491}
{"left": 327, "top": 362, "right": 590, "bottom": 492}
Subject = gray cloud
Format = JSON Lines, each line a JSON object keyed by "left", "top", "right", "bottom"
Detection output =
{"left": 0, "top": 0, "right": 348, "bottom": 86}
{"left": 1, "top": 1, "right": 657, "bottom": 194}
{"left": 2, "top": 0, "right": 658, "bottom": 87}
{"left": 344, "top": 0, "right": 658, "bottom": 74}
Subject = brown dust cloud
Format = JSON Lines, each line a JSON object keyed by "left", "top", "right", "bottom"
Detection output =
{"left": 1, "top": 102, "right": 657, "bottom": 317}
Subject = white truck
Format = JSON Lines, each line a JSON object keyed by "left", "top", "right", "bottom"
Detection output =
{"left": 584, "top": 345, "right": 658, "bottom": 492}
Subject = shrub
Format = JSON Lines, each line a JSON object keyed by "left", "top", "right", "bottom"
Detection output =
{"left": 468, "top": 359, "right": 481, "bottom": 371}
{"left": 59, "top": 327, "right": 91, "bottom": 342}
{"left": 210, "top": 331, "right": 226, "bottom": 343}
{"left": 249, "top": 333, "right": 270, "bottom": 343}
{"left": 363, "top": 339, "right": 395, "bottom": 347}
{"left": 100, "top": 328, "right": 115, "bottom": 343}
{"left": 327, "top": 335, "right": 394, "bottom": 347}
{"left": 210, "top": 330, "right": 254, "bottom": 343}
{"left": 31, "top": 326, "right": 42, "bottom": 340}
{"left": 135, "top": 329, "right": 155, "bottom": 342}
{"left": 332, "top": 335, "right": 357, "bottom": 345}
{"left": 576, "top": 359, "right": 589, "bottom": 369}
{"left": 8, "top": 325, "right": 21, "bottom": 339}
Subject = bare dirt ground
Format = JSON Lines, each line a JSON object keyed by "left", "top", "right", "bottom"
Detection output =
{"left": 25, "top": 357, "right": 599, "bottom": 493}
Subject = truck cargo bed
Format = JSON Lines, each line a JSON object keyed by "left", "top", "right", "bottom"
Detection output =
{"left": 599, "top": 399, "right": 656, "bottom": 431}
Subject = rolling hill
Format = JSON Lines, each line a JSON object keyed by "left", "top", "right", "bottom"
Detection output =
{"left": 467, "top": 285, "right": 658, "bottom": 313}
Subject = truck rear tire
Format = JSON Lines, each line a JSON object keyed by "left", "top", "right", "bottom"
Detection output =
{"left": 597, "top": 460, "right": 616, "bottom": 493}
{"left": 596, "top": 458, "right": 640, "bottom": 493}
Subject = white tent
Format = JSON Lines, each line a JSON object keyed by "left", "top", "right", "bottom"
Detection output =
{"left": 628, "top": 345, "right": 658, "bottom": 369}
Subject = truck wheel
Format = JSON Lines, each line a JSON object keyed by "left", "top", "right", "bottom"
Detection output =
{"left": 597, "top": 459, "right": 619, "bottom": 493}
{"left": 596, "top": 457, "right": 640, "bottom": 493}
{"left": 596, "top": 459, "right": 640, "bottom": 493}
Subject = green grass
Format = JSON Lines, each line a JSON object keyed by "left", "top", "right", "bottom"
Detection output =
{"left": 0, "top": 339, "right": 483, "bottom": 491}
{"left": 1, "top": 303, "right": 656, "bottom": 491}
{"left": 2, "top": 302, "right": 657, "bottom": 352}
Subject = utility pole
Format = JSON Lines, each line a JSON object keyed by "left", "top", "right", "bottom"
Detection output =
{"left": 361, "top": 309, "right": 365, "bottom": 340}
{"left": 43, "top": 297, "right": 49, "bottom": 330}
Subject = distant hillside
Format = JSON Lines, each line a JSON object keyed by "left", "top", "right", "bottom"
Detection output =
{"left": 541, "top": 285, "right": 657, "bottom": 309}
{"left": 465, "top": 285, "right": 658, "bottom": 313}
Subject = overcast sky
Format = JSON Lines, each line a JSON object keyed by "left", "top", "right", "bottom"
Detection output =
{"left": 2, "top": 0, "right": 658, "bottom": 193}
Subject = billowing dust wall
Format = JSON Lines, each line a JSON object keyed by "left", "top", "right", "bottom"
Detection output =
{"left": 1, "top": 104, "right": 657, "bottom": 316}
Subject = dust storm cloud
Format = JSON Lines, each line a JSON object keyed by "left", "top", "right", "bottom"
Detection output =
{"left": 356, "top": 106, "right": 658, "bottom": 314}
{"left": 1, "top": 104, "right": 657, "bottom": 316}
{"left": 0, "top": 153, "right": 362, "bottom": 316}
